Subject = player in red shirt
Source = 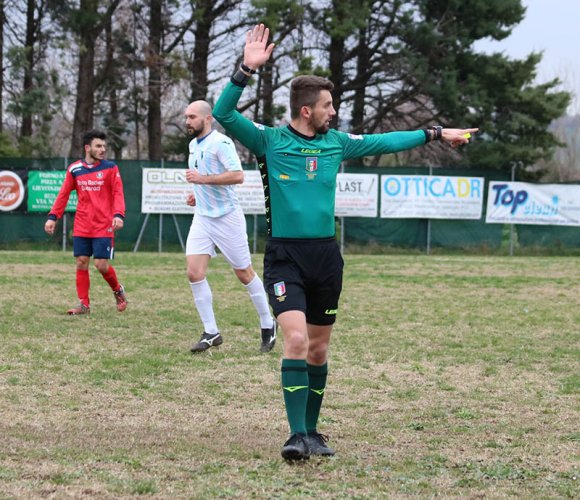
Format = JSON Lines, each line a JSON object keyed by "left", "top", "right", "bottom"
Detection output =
{"left": 44, "top": 130, "right": 128, "bottom": 315}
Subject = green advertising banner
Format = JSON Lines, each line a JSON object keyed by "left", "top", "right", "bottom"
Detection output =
{"left": 27, "top": 171, "right": 77, "bottom": 212}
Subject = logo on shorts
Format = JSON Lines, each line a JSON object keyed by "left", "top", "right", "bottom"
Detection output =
{"left": 325, "top": 308, "right": 338, "bottom": 315}
{"left": 274, "top": 281, "right": 286, "bottom": 302}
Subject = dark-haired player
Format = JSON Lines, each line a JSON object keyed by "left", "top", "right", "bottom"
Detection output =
{"left": 45, "top": 130, "right": 128, "bottom": 315}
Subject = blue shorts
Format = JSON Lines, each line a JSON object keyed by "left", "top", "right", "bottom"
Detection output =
{"left": 73, "top": 237, "right": 114, "bottom": 259}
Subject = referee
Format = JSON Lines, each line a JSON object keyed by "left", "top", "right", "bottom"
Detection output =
{"left": 214, "top": 24, "right": 477, "bottom": 460}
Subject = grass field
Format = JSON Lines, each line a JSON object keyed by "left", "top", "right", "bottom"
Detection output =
{"left": 0, "top": 250, "right": 578, "bottom": 498}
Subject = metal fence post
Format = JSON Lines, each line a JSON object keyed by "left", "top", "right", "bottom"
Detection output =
{"left": 340, "top": 163, "right": 345, "bottom": 254}
{"left": 253, "top": 214, "right": 258, "bottom": 254}
{"left": 509, "top": 165, "right": 516, "bottom": 256}
{"left": 62, "top": 213, "right": 67, "bottom": 252}
{"left": 62, "top": 157, "right": 68, "bottom": 252}
{"left": 426, "top": 165, "right": 433, "bottom": 255}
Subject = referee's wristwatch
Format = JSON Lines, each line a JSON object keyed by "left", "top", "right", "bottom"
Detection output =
{"left": 231, "top": 68, "right": 250, "bottom": 86}
{"left": 231, "top": 63, "right": 256, "bottom": 87}
{"left": 428, "top": 125, "right": 443, "bottom": 141}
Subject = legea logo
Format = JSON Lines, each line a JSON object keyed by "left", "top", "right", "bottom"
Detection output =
{"left": 0, "top": 171, "right": 25, "bottom": 212}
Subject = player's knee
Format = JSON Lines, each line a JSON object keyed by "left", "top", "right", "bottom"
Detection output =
{"left": 94, "top": 261, "right": 108, "bottom": 273}
{"left": 235, "top": 266, "right": 255, "bottom": 285}
{"left": 75, "top": 258, "right": 89, "bottom": 270}
{"left": 187, "top": 268, "right": 206, "bottom": 282}
{"left": 308, "top": 342, "right": 329, "bottom": 365}
{"left": 284, "top": 329, "right": 309, "bottom": 354}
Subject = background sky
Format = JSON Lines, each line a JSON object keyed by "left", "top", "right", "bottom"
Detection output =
{"left": 474, "top": 0, "right": 580, "bottom": 114}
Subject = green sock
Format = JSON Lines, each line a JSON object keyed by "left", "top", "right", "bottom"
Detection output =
{"left": 281, "top": 359, "right": 309, "bottom": 435}
{"left": 306, "top": 362, "right": 328, "bottom": 433}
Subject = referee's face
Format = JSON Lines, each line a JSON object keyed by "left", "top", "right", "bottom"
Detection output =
{"left": 309, "top": 90, "right": 336, "bottom": 134}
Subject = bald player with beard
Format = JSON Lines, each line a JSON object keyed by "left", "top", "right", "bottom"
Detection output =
{"left": 183, "top": 100, "right": 276, "bottom": 354}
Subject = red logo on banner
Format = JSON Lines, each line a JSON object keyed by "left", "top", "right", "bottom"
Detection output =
{"left": 0, "top": 171, "right": 25, "bottom": 212}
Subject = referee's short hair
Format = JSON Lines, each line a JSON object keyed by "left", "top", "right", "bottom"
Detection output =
{"left": 82, "top": 129, "right": 107, "bottom": 147}
{"left": 290, "top": 76, "right": 334, "bottom": 119}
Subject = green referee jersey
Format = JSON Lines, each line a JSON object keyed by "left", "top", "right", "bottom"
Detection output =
{"left": 214, "top": 81, "right": 427, "bottom": 239}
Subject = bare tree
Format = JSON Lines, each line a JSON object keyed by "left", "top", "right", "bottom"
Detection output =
{"left": 147, "top": 0, "right": 162, "bottom": 160}
{"left": 68, "top": 0, "right": 121, "bottom": 157}
{"left": 188, "top": 0, "right": 243, "bottom": 102}
{"left": 0, "top": 0, "right": 4, "bottom": 134}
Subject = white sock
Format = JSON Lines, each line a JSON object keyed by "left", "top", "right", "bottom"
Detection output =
{"left": 244, "top": 275, "right": 274, "bottom": 329}
{"left": 189, "top": 279, "right": 219, "bottom": 334}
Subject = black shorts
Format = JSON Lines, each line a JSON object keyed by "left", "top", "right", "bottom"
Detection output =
{"left": 263, "top": 237, "right": 344, "bottom": 325}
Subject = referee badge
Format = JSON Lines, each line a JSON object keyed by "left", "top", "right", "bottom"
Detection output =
{"left": 306, "top": 157, "right": 318, "bottom": 180}
{"left": 274, "top": 281, "right": 287, "bottom": 302}
{"left": 306, "top": 157, "right": 317, "bottom": 172}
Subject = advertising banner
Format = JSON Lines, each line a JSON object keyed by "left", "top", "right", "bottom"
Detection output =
{"left": 27, "top": 170, "right": 77, "bottom": 212}
{"left": 141, "top": 168, "right": 267, "bottom": 215}
{"left": 0, "top": 170, "right": 26, "bottom": 212}
{"left": 235, "top": 170, "right": 266, "bottom": 214}
{"left": 486, "top": 181, "right": 580, "bottom": 226}
{"left": 141, "top": 168, "right": 191, "bottom": 214}
{"left": 335, "top": 173, "right": 378, "bottom": 218}
{"left": 380, "top": 174, "right": 484, "bottom": 219}
{"left": 237, "top": 172, "right": 380, "bottom": 217}
{"left": 142, "top": 169, "right": 381, "bottom": 217}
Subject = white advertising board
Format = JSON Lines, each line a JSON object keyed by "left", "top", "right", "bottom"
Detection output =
{"left": 235, "top": 170, "right": 266, "bottom": 214}
{"left": 335, "top": 173, "right": 378, "bottom": 218}
{"left": 141, "top": 168, "right": 192, "bottom": 214}
{"left": 486, "top": 181, "right": 580, "bottom": 226}
{"left": 380, "top": 174, "right": 484, "bottom": 219}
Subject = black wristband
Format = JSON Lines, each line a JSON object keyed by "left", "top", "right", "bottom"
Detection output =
{"left": 240, "top": 63, "right": 256, "bottom": 74}
{"left": 231, "top": 69, "right": 250, "bottom": 87}
{"left": 428, "top": 125, "right": 443, "bottom": 140}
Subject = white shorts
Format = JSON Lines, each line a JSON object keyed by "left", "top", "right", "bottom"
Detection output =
{"left": 185, "top": 206, "right": 252, "bottom": 270}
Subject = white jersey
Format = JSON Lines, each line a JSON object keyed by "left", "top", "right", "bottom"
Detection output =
{"left": 188, "top": 130, "right": 242, "bottom": 217}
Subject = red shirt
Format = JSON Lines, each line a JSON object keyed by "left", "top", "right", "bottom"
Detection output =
{"left": 48, "top": 159, "right": 126, "bottom": 238}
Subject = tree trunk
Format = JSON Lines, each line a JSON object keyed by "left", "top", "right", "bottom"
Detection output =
{"left": 0, "top": 0, "right": 4, "bottom": 133}
{"left": 189, "top": 0, "right": 212, "bottom": 102}
{"left": 351, "top": 26, "right": 369, "bottom": 134}
{"left": 105, "top": 16, "right": 122, "bottom": 159}
{"left": 69, "top": 0, "right": 120, "bottom": 157}
{"left": 69, "top": 38, "right": 95, "bottom": 157}
{"left": 21, "top": 0, "right": 35, "bottom": 138}
{"left": 147, "top": 0, "right": 162, "bottom": 161}
{"left": 327, "top": 0, "right": 347, "bottom": 129}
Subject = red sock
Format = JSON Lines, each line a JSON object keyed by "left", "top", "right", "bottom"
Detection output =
{"left": 101, "top": 265, "right": 121, "bottom": 292}
{"left": 76, "top": 269, "right": 90, "bottom": 306}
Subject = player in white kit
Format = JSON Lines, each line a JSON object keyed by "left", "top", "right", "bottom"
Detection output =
{"left": 184, "top": 100, "right": 276, "bottom": 353}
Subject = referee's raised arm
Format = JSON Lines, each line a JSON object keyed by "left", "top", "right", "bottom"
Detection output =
{"left": 213, "top": 24, "right": 276, "bottom": 156}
